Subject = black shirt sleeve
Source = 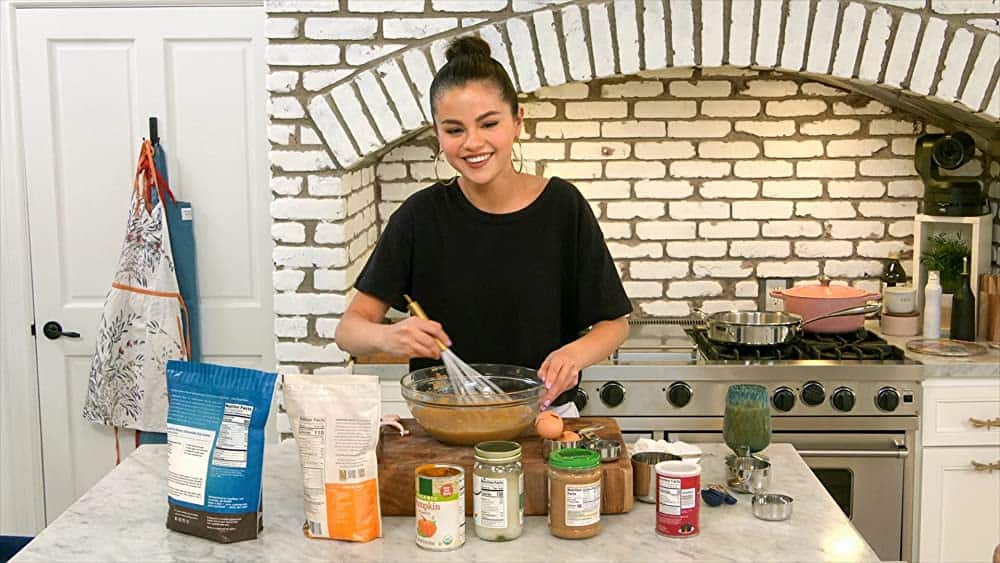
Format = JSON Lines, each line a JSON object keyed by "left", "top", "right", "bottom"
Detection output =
{"left": 571, "top": 186, "right": 633, "bottom": 330}
{"left": 354, "top": 200, "right": 413, "bottom": 313}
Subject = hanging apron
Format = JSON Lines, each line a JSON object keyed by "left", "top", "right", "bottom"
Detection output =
{"left": 83, "top": 140, "right": 190, "bottom": 433}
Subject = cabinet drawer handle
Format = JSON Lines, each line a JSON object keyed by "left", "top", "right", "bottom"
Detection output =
{"left": 971, "top": 461, "right": 1000, "bottom": 472}
{"left": 969, "top": 417, "right": 1000, "bottom": 429}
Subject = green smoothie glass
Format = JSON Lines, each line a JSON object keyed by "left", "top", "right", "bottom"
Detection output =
{"left": 723, "top": 384, "right": 771, "bottom": 456}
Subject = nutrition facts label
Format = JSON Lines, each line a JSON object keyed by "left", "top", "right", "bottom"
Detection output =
{"left": 295, "top": 417, "right": 328, "bottom": 531}
{"left": 474, "top": 476, "right": 507, "bottom": 528}
{"left": 212, "top": 403, "right": 253, "bottom": 468}
{"left": 658, "top": 477, "right": 695, "bottom": 516}
{"left": 565, "top": 482, "right": 601, "bottom": 526}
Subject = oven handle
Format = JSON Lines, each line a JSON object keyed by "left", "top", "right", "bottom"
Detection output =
{"left": 797, "top": 440, "right": 908, "bottom": 459}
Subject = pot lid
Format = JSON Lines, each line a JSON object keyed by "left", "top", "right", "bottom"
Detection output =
{"left": 780, "top": 276, "right": 873, "bottom": 299}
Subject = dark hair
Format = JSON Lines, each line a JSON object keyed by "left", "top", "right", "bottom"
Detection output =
{"left": 429, "top": 36, "right": 519, "bottom": 120}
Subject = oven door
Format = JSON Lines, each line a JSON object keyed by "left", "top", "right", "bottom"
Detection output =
{"left": 668, "top": 431, "right": 907, "bottom": 562}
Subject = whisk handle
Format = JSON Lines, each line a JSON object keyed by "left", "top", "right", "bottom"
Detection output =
{"left": 403, "top": 294, "right": 448, "bottom": 352}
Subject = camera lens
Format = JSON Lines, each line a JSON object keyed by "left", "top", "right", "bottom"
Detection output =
{"left": 932, "top": 132, "right": 974, "bottom": 169}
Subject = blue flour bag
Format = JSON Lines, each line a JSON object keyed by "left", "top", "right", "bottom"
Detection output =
{"left": 165, "top": 360, "right": 277, "bottom": 543}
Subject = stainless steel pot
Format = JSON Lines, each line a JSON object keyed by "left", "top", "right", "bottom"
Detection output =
{"left": 700, "top": 304, "right": 882, "bottom": 346}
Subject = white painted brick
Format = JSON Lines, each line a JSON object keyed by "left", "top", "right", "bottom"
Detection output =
{"left": 270, "top": 150, "right": 336, "bottom": 172}
{"left": 937, "top": 28, "right": 975, "bottom": 101}
{"left": 962, "top": 33, "right": 1000, "bottom": 111}
{"left": 891, "top": 137, "right": 917, "bottom": 156}
{"left": 733, "top": 201, "right": 794, "bottom": 220}
{"left": 377, "top": 163, "right": 407, "bottom": 181}
{"left": 736, "top": 281, "right": 759, "bottom": 297}
{"left": 761, "top": 180, "right": 823, "bottom": 199}
{"left": 701, "top": 100, "right": 761, "bottom": 117}
{"left": 273, "top": 270, "right": 306, "bottom": 292}
{"left": 699, "top": 221, "right": 759, "bottom": 239}
{"left": 762, "top": 220, "right": 824, "bottom": 238}
{"left": 330, "top": 85, "right": 379, "bottom": 155}
{"left": 699, "top": 300, "right": 758, "bottom": 313}
{"left": 869, "top": 119, "right": 920, "bottom": 135}
{"left": 383, "top": 18, "right": 458, "bottom": 39}
{"left": 536, "top": 83, "right": 589, "bottom": 100}
{"left": 630, "top": 261, "right": 689, "bottom": 279}
{"left": 636, "top": 221, "right": 697, "bottom": 240}
{"left": 531, "top": 12, "right": 565, "bottom": 87}
{"left": 765, "top": 100, "right": 827, "bottom": 117}
{"left": 832, "top": 100, "right": 891, "bottom": 115}
{"left": 666, "top": 241, "right": 727, "bottom": 258}
{"left": 588, "top": 4, "right": 615, "bottom": 77}
{"left": 781, "top": 0, "right": 811, "bottom": 69}
{"left": 670, "top": 81, "right": 732, "bottom": 98}
{"left": 857, "top": 241, "right": 911, "bottom": 258}
{"left": 314, "top": 266, "right": 355, "bottom": 292}
{"left": 354, "top": 72, "right": 402, "bottom": 142}
{"left": 885, "top": 13, "right": 923, "bottom": 87}
{"left": 823, "top": 260, "right": 885, "bottom": 278}
{"left": 346, "top": 185, "right": 375, "bottom": 216}
{"left": 827, "top": 139, "right": 888, "bottom": 157}
{"left": 932, "top": 0, "right": 999, "bottom": 13}
{"left": 603, "top": 121, "right": 667, "bottom": 138}
{"left": 888, "top": 221, "right": 914, "bottom": 238}
{"left": 670, "top": 161, "right": 731, "bottom": 178}
{"left": 380, "top": 182, "right": 426, "bottom": 201}
{"left": 637, "top": 67, "right": 694, "bottom": 79}
{"left": 267, "top": 18, "right": 299, "bottom": 39}
{"left": 600, "top": 221, "right": 632, "bottom": 239}
{"left": 565, "top": 101, "right": 628, "bottom": 119}
{"left": 734, "top": 161, "right": 794, "bottom": 179}
{"left": 797, "top": 160, "right": 855, "bottom": 178}
{"left": 624, "top": 281, "right": 663, "bottom": 298}
{"left": 888, "top": 179, "right": 923, "bottom": 198}
{"left": 734, "top": 120, "right": 796, "bottom": 137}
{"left": 664, "top": 0, "right": 694, "bottom": 66}
{"left": 806, "top": 0, "right": 839, "bottom": 73}
{"left": 299, "top": 126, "right": 321, "bottom": 145}
{"left": 274, "top": 246, "right": 347, "bottom": 268}
{"left": 634, "top": 141, "right": 695, "bottom": 159}
{"left": 272, "top": 198, "right": 345, "bottom": 221}
{"left": 829, "top": 181, "right": 886, "bottom": 198}
{"left": 728, "top": 0, "right": 755, "bottom": 66}
{"left": 305, "top": 17, "right": 377, "bottom": 40}
{"left": 569, "top": 142, "right": 630, "bottom": 160}
{"left": 400, "top": 50, "right": 435, "bottom": 121}
{"left": 642, "top": 0, "right": 667, "bottom": 69}
{"left": 308, "top": 96, "right": 360, "bottom": 167}
{"left": 763, "top": 140, "right": 824, "bottom": 158}
{"left": 668, "top": 120, "right": 732, "bottom": 138}
{"left": 303, "top": 69, "right": 352, "bottom": 92}
{"left": 536, "top": 121, "right": 600, "bottom": 139}
{"left": 561, "top": 5, "right": 593, "bottom": 81}
{"left": 639, "top": 300, "right": 692, "bottom": 317}
{"left": 753, "top": 0, "right": 781, "bottom": 64}
{"left": 267, "top": 44, "right": 341, "bottom": 66}
{"left": 859, "top": 158, "right": 916, "bottom": 177}
{"left": 507, "top": 18, "right": 541, "bottom": 93}
{"left": 802, "top": 83, "right": 848, "bottom": 97}
{"left": 266, "top": 0, "right": 336, "bottom": 12}
{"left": 634, "top": 180, "right": 695, "bottom": 199}
{"left": 667, "top": 280, "right": 724, "bottom": 298}
{"left": 606, "top": 161, "right": 666, "bottom": 178}
{"left": 858, "top": 201, "right": 919, "bottom": 217}
{"left": 608, "top": 242, "right": 664, "bottom": 259}
{"left": 267, "top": 71, "right": 299, "bottom": 93}
{"left": 543, "top": 162, "right": 603, "bottom": 179}
{"left": 601, "top": 81, "right": 664, "bottom": 98}
{"left": 698, "top": 141, "right": 760, "bottom": 159}
{"left": 757, "top": 261, "right": 821, "bottom": 278}
{"left": 271, "top": 97, "right": 305, "bottom": 119}
{"left": 740, "top": 80, "right": 798, "bottom": 97}
{"left": 800, "top": 119, "right": 861, "bottom": 136}
{"left": 307, "top": 175, "right": 344, "bottom": 196}
{"left": 634, "top": 100, "right": 698, "bottom": 118}
{"left": 315, "top": 222, "right": 346, "bottom": 245}
{"left": 347, "top": 44, "right": 405, "bottom": 66}
{"left": 431, "top": 0, "right": 505, "bottom": 10}
{"left": 795, "top": 241, "right": 853, "bottom": 258}
{"left": 520, "top": 142, "right": 566, "bottom": 160}
{"left": 576, "top": 181, "right": 630, "bottom": 199}
{"left": 669, "top": 201, "right": 729, "bottom": 219}
{"left": 911, "top": 17, "right": 949, "bottom": 95}
{"left": 692, "top": 261, "right": 754, "bottom": 278}
{"left": 269, "top": 124, "right": 295, "bottom": 145}
{"left": 613, "top": 0, "right": 641, "bottom": 75}
{"left": 698, "top": 0, "right": 723, "bottom": 66}
{"left": 832, "top": 2, "right": 866, "bottom": 77}
{"left": 700, "top": 181, "right": 758, "bottom": 199}
{"left": 827, "top": 220, "right": 885, "bottom": 239}
{"left": 730, "top": 240, "right": 791, "bottom": 258}
{"left": 272, "top": 222, "right": 306, "bottom": 244}
{"left": 312, "top": 318, "right": 339, "bottom": 339}
{"left": 859, "top": 7, "right": 892, "bottom": 82}
{"left": 276, "top": 342, "right": 348, "bottom": 364}
{"left": 275, "top": 317, "right": 308, "bottom": 339}
{"left": 606, "top": 201, "right": 666, "bottom": 219}
{"left": 797, "top": 201, "right": 857, "bottom": 219}
{"left": 271, "top": 176, "right": 303, "bottom": 196}
{"left": 872, "top": 0, "right": 925, "bottom": 7}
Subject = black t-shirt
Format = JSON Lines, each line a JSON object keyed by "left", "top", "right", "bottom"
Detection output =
{"left": 354, "top": 177, "right": 632, "bottom": 406}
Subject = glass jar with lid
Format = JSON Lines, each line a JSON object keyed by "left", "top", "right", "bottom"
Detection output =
{"left": 473, "top": 441, "right": 523, "bottom": 541}
{"left": 547, "top": 448, "right": 601, "bottom": 539}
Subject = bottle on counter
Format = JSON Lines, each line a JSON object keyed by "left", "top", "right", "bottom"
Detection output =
{"left": 881, "top": 251, "right": 908, "bottom": 288}
{"left": 950, "top": 257, "right": 976, "bottom": 341}
{"left": 473, "top": 441, "right": 524, "bottom": 541}
{"left": 923, "top": 271, "right": 942, "bottom": 339}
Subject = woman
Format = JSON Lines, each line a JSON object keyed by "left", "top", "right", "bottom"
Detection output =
{"left": 335, "top": 36, "right": 631, "bottom": 416}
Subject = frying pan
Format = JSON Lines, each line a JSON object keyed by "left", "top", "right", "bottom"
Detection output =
{"left": 700, "top": 304, "right": 882, "bottom": 346}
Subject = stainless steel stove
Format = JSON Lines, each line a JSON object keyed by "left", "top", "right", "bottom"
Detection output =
{"left": 579, "top": 319, "right": 921, "bottom": 562}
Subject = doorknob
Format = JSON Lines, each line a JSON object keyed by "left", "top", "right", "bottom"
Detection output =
{"left": 42, "top": 321, "right": 80, "bottom": 340}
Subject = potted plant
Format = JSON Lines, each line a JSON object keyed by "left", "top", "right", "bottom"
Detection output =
{"left": 920, "top": 232, "right": 971, "bottom": 293}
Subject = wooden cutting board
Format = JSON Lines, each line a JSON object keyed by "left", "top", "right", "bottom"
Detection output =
{"left": 377, "top": 417, "right": 633, "bottom": 516}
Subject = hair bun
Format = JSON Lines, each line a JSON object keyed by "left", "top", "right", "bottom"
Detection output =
{"left": 445, "top": 36, "right": 492, "bottom": 62}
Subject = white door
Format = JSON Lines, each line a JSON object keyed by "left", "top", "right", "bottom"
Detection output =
{"left": 920, "top": 446, "right": 1000, "bottom": 562}
{"left": 15, "top": 6, "right": 272, "bottom": 522}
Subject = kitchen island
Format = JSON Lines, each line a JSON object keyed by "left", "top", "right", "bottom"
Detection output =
{"left": 11, "top": 442, "right": 878, "bottom": 562}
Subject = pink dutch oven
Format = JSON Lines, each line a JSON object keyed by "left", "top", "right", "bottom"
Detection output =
{"left": 769, "top": 277, "right": 881, "bottom": 333}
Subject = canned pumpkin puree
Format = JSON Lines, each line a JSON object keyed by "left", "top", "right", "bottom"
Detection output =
{"left": 414, "top": 464, "right": 466, "bottom": 550}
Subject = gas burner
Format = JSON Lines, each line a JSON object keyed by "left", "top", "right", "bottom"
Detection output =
{"left": 686, "top": 328, "right": 906, "bottom": 362}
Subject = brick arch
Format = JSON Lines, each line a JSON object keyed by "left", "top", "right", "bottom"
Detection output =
{"left": 306, "top": 0, "right": 999, "bottom": 170}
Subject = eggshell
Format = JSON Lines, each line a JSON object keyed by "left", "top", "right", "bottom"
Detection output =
{"left": 534, "top": 411, "right": 563, "bottom": 439}
{"left": 559, "top": 430, "right": 581, "bottom": 442}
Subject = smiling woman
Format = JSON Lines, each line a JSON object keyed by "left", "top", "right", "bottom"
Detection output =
{"left": 334, "top": 35, "right": 631, "bottom": 416}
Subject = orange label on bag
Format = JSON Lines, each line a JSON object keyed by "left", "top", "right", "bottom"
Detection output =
{"left": 322, "top": 480, "right": 381, "bottom": 542}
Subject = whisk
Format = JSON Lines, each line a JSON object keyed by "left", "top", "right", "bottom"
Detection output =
{"left": 404, "top": 295, "right": 506, "bottom": 402}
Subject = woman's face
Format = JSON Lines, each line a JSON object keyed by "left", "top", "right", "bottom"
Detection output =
{"left": 433, "top": 80, "right": 523, "bottom": 186}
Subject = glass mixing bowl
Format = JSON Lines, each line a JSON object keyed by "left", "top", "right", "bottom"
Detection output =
{"left": 400, "top": 364, "right": 544, "bottom": 446}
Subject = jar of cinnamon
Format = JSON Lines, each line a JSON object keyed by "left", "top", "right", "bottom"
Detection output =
{"left": 547, "top": 448, "right": 601, "bottom": 539}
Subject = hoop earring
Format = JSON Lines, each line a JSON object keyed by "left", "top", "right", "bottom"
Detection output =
{"left": 434, "top": 150, "right": 457, "bottom": 186}
{"left": 513, "top": 139, "right": 525, "bottom": 174}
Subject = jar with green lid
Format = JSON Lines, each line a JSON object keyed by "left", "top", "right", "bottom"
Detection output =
{"left": 547, "top": 447, "right": 601, "bottom": 539}
{"left": 473, "top": 441, "right": 524, "bottom": 541}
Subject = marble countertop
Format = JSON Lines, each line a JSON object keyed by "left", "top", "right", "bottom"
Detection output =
{"left": 12, "top": 442, "right": 878, "bottom": 562}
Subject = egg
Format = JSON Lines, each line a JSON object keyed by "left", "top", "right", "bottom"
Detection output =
{"left": 534, "top": 411, "right": 563, "bottom": 440}
{"left": 559, "top": 430, "right": 581, "bottom": 442}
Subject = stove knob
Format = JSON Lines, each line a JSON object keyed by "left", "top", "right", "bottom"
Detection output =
{"left": 831, "top": 387, "right": 856, "bottom": 412}
{"left": 599, "top": 382, "right": 625, "bottom": 408}
{"left": 572, "top": 388, "right": 588, "bottom": 412}
{"left": 801, "top": 381, "right": 826, "bottom": 406}
{"left": 876, "top": 387, "right": 900, "bottom": 412}
{"left": 772, "top": 387, "right": 795, "bottom": 412}
{"left": 667, "top": 382, "right": 692, "bottom": 408}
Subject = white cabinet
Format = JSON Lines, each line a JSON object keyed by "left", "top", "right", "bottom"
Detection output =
{"left": 919, "top": 378, "right": 1000, "bottom": 562}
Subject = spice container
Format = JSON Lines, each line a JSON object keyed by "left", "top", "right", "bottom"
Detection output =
{"left": 473, "top": 441, "right": 523, "bottom": 541}
{"left": 547, "top": 448, "right": 601, "bottom": 539}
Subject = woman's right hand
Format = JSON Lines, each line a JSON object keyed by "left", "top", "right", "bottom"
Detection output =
{"left": 381, "top": 317, "right": 452, "bottom": 360}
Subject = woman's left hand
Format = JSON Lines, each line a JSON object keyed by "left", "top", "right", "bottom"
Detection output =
{"left": 538, "top": 347, "right": 581, "bottom": 410}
